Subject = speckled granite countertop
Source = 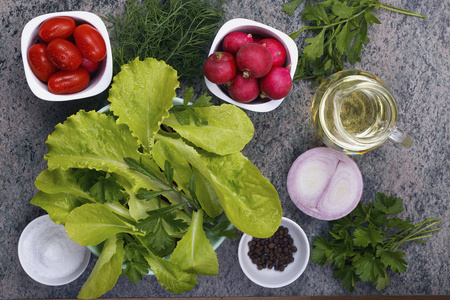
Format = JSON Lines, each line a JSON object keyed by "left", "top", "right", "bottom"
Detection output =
{"left": 0, "top": 0, "right": 448, "bottom": 298}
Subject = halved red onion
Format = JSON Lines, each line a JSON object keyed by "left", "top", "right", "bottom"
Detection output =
{"left": 287, "top": 147, "right": 363, "bottom": 220}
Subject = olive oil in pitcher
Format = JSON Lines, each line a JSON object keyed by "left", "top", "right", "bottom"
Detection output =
{"left": 312, "top": 70, "right": 411, "bottom": 154}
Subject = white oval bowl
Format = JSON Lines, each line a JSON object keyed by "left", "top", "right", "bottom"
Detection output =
{"left": 21, "top": 11, "right": 113, "bottom": 101}
{"left": 238, "top": 217, "right": 309, "bottom": 288}
{"left": 205, "top": 18, "right": 298, "bottom": 113}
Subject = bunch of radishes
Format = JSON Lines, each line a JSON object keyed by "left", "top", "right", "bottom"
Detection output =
{"left": 203, "top": 32, "right": 293, "bottom": 103}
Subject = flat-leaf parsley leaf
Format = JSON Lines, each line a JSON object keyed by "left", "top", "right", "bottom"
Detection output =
{"left": 311, "top": 193, "right": 441, "bottom": 292}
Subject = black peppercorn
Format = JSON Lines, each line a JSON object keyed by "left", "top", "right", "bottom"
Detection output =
{"left": 247, "top": 225, "right": 298, "bottom": 272}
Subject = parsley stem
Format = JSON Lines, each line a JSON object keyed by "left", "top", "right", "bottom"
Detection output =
{"left": 379, "top": 3, "right": 426, "bottom": 18}
{"left": 390, "top": 218, "right": 441, "bottom": 251}
{"left": 301, "top": 8, "right": 367, "bottom": 31}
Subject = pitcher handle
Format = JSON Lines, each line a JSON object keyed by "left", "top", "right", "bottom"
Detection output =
{"left": 389, "top": 126, "right": 413, "bottom": 148}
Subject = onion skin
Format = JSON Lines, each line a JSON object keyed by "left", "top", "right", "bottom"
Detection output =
{"left": 287, "top": 147, "right": 363, "bottom": 220}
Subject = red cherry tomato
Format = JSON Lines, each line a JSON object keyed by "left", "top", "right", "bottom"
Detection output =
{"left": 48, "top": 68, "right": 90, "bottom": 94}
{"left": 47, "top": 39, "right": 83, "bottom": 71}
{"left": 27, "top": 43, "right": 59, "bottom": 82}
{"left": 39, "top": 17, "right": 76, "bottom": 42}
{"left": 80, "top": 57, "right": 101, "bottom": 73}
{"left": 73, "top": 24, "right": 107, "bottom": 62}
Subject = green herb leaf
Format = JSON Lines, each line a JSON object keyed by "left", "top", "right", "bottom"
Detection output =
{"left": 333, "top": 265, "right": 359, "bottom": 292}
{"left": 332, "top": 1, "right": 353, "bottom": 19}
{"left": 281, "top": 0, "right": 306, "bottom": 16}
{"left": 89, "top": 176, "right": 123, "bottom": 203}
{"left": 304, "top": 28, "right": 326, "bottom": 60}
{"left": 136, "top": 203, "right": 189, "bottom": 256}
{"left": 353, "top": 224, "right": 383, "bottom": 248}
{"left": 378, "top": 248, "right": 407, "bottom": 274}
{"left": 335, "top": 22, "right": 351, "bottom": 53}
{"left": 373, "top": 193, "right": 404, "bottom": 215}
{"left": 310, "top": 236, "right": 333, "bottom": 266}
{"left": 122, "top": 243, "right": 150, "bottom": 284}
{"left": 285, "top": 0, "right": 426, "bottom": 84}
{"left": 387, "top": 217, "right": 414, "bottom": 230}
{"left": 171, "top": 88, "right": 213, "bottom": 126}
{"left": 353, "top": 253, "right": 386, "bottom": 283}
{"left": 311, "top": 193, "right": 440, "bottom": 292}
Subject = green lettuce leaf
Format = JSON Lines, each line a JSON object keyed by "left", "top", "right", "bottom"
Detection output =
{"left": 44, "top": 111, "right": 179, "bottom": 200}
{"left": 153, "top": 139, "right": 193, "bottom": 188}
{"left": 45, "top": 110, "right": 141, "bottom": 173}
{"left": 108, "top": 57, "right": 179, "bottom": 152}
{"left": 192, "top": 167, "right": 223, "bottom": 218}
{"left": 65, "top": 203, "right": 141, "bottom": 246}
{"left": 34, "top": 168, "right": 95, "bottom": 200}
{"left": 155, "top": 133, "right": 282, "bottom": 238}
{"left": 162, "top": 104, "right": 254, "bottom": 155}
{"left": 152, "top": 139, "right": 223, "bottom": 218}
{"left": 170, "top": 209, "right": 219, "bottom": 276}
{"left": 78, "top": 234, "right": 125, "bottom": 299}
{"left": 30, "top": 191, "right": 86, "bottom": 225}
{"left": 142, "top": 245, "right": 198, "bottom": 294}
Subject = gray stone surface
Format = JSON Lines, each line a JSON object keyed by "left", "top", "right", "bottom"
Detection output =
{"left": 0, "top": 0, "right": 448, "bottom": 298}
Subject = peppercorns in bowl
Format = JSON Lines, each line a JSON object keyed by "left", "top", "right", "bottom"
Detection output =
{"left": 237, "top": 217, "right": 309, "bottom": 288}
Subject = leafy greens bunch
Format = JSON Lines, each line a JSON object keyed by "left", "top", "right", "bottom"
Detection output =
{"left": 31, "top": 57, "right": 282, "bottom": 298}
{"left": 311, "top": 193, "right": 441, "bottom": 292}
{"left": 282, "top": 0, "right": 426, "bottom": 86}
{"left": 103, "top": 0, "right": 224, "bottom": 80}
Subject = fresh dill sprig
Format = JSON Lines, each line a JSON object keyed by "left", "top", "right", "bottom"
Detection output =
{"left": 103, "top": 0, "right": 225, "bottom": 81}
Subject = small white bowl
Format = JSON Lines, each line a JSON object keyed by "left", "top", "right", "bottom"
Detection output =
{"left": 238, "top": 217, "right": 309, "bottom": 288}
{"left": 205, "top": 18, "right": 298, "bottom": 113}
{"left": 21, "top": 11, "right": 113, "bottom": 101}
{"left": 18, "top": 214, "right": 91, "bottom": 286}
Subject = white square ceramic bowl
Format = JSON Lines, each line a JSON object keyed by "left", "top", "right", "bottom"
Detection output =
{"left": 205, "top": 18, "right": 298, "bottom": 113}
{"left": 21, "top": 11, "right": 113, "bottom": 101}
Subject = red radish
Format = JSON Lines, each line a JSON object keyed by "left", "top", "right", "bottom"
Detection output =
{"left": 251, "top": 34, "right": 264, "bottom": 43}
{"left": 222, "top": 32, "right": 253, "bottom": 55}
{"left": 81, "top": 57, "right": 101, "bottom": 73}
{"left": 236, "top": 43, "right": 273, "bottom": 78}
{"left": 258, "top": 38, "right": 287, "bottom": 67}
{"left": 227, "top": 71, "right": 260, "bottom": 103}
{"left": 260, "top": 66, "right": 292, "bottom": 100}
{"left": 287, "top": 147, "right": 363, "bottom": 221}
{"left": 203, "top": 52, "right": 237, "bottom": 84}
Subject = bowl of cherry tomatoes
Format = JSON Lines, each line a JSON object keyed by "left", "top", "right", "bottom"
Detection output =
{"left": 21, "top": 11, "right": 113, "bottom": 101}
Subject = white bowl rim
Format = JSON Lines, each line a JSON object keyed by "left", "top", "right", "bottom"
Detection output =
{"left": 17, "top": 214, "right": 91, "bottom": 286}
{"left": 238, "top": 217, "right": 310, "bottom": 288}
{"left": 21, "top": 11, "right": 113, "bottom": 101}
{"left": 205, "top": 18, "right": 299, "bottom": 113}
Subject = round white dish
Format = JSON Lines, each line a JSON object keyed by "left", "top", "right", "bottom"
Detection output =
{"left": 238, "top": 217, "right": 309, "bottom": 288}
{"left": 18, "top": 214, "right": 91, "bottom": 286}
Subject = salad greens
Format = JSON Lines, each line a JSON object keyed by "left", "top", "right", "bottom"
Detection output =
{"left": 282, "top": 0, "right": 426, "bottom": 86}
{"left": 311, "top": 193, "right": 441, "bottom": 292}
{"left": 31, "top": 57, "right": 282, "bottom": 298}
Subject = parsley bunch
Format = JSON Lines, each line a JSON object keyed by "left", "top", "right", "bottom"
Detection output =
{"left": 282, "top": 0, "right": 426, "bottom": 86}
{"left": 311, "top": 193, "right": 441, "bottom": 292}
